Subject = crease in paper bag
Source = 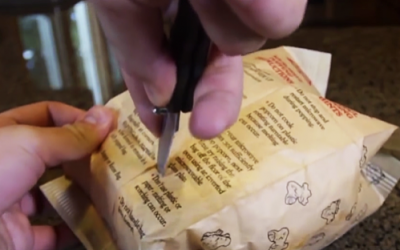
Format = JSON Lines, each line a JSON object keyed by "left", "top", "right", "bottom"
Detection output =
{"left": 41, "top": 46, "right": 395, "bottom": 250}
{"left": 100, "top": 45, "right": 394, "bottom": 250}
{"left": 39, "top": 46, "right": 334, "bottom": 249}
{"left": 284, "top": 46, "right": 331, "bottom": 97}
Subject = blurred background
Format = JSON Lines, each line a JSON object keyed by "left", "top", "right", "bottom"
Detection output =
{"left": 0, "top": 0, "right": 124, "bottom": 111}
{"left": 1, "top": 0, "right": 399, "bottom": 112}
{"left": 1, "top": 0, "right": 400, "bottom": 249}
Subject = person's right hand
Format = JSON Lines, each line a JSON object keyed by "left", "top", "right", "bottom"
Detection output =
{"left": 88, "top": 0, "right": 307, "bottom": 139}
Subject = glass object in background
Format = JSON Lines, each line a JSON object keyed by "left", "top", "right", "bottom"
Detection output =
{"left": 69, "top": 8, "right": 88, "bottom": 89}
{"left": 17, "top": 1, "right": 124, "bottom": 105}
{"left": 18, "top": 10, "right": 84, "bottom": 90}
{"left": 19, "top": 15, "right": 52, "bottom": 89}
{"left": 107, "top": 44, "right": 124, "bottom": 88}
{"left": 107, "top": 42, "right": 126, "bottom": 95}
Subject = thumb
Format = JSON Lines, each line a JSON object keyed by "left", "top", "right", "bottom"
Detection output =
{"left": 0, "top": 106, "right": 115, "bottom": 213}
{"left": 22, "top": 106, "right": 115, "bottom": 167}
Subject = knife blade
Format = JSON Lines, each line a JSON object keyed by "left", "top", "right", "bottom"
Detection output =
{"left": 154, "top": 0, "right": 211, "bottom": 176}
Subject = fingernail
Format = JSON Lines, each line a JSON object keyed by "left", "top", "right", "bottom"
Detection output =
{"left": 143, "top": 84, "right": 159, "bottom": 105}
{"left": 83, "top": 107, "right": 109, "bottom": 125}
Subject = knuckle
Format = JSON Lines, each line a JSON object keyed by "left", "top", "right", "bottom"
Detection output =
{"left": 13, "top": 126, "right": 42, "bottom": 154}
{"left": 63, "top": 124, "right": 90, "bottom": 146}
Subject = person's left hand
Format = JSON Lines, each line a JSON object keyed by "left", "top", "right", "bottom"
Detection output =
{"left": 0, "top": 102, "right": 115, "bottom": 250}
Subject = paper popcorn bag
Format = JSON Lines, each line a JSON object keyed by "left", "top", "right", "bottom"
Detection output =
{"left": 40, "top": 46, "right": 400, "bottom": 250}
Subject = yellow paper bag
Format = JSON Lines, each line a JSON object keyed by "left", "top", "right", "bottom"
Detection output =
{"left": 40, "top": 46, "right": 399, "bottom": 250}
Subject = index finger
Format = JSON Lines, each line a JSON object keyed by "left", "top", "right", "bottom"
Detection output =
{"left": 90, "top": 0, "right": 176, "bottom": 136}
{"left": 0, "top": 102, "right": 85, "bottom": 127}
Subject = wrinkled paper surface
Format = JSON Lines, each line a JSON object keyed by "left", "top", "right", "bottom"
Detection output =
{"left": 41, "top": 46, "right": 399, "bottom": 250}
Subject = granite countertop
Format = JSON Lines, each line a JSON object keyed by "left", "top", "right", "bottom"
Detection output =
{"left": 2, "top": 26, "right": 400, "bottom": 249}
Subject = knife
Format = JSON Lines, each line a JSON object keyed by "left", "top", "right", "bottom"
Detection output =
{"left": 153, "top": 0, "right": 211, "bottom": 176}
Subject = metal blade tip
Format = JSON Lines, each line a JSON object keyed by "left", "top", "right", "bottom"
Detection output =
{"left": 158, "top": 164, "right": 166, "bottom": 177}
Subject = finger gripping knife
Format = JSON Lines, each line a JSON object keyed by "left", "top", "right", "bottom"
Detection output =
{"left": 154, "top": 0, "right": 211, "bottom": 176}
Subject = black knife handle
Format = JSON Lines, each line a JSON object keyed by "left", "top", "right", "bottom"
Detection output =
{"left": 166, "top": 0, "right": 211, "bottom": 113}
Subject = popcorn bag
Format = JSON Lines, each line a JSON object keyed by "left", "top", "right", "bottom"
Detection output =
{"left": 40, "top": 46, "right": 400, "bottom": 250}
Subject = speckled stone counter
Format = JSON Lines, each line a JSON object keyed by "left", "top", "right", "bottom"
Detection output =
{"left": 2, "top": 26, "right": 400, "bottom": 249}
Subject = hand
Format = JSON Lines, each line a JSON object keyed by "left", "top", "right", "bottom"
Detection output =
{"left": 88, "top": 0, "right": 307, "bottom": 139}
{"left": 0, "top": 102, "right": 114, "bottom": 250}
